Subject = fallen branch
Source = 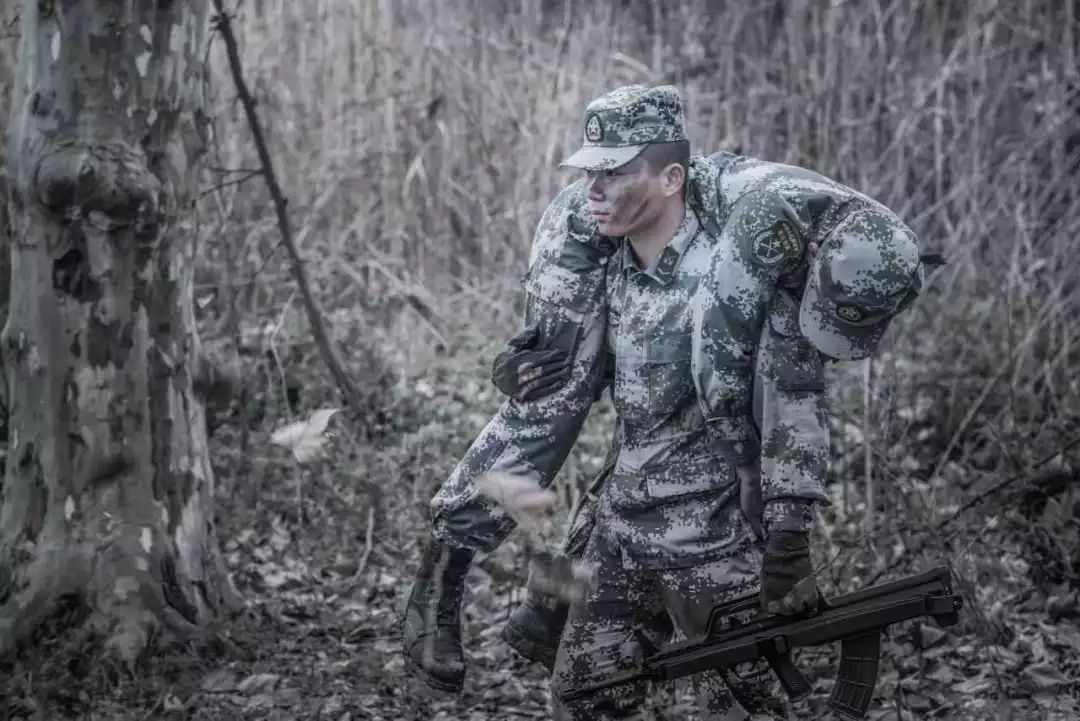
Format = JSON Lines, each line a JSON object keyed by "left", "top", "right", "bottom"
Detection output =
{"left": 867, "top": 434, "right": 1080, "bottom": 584}
{"left": 343, "top": 506, "right": 376, "bottom": 594}
{"left": 210, "top": 2, "right": 364, "bottom": 412}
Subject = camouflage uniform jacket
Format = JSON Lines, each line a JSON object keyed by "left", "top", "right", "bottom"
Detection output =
{"left": 598, "top": 206, "right": 827, "bottom": 569}
{"left": 693, "top": 155, "right": 914, "bottom": 484}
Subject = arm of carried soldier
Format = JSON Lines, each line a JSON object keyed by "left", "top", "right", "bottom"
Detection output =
{"left": 752, "top": 290, "right": 831, "bottom": 535}
{"left": 494, "top": 181, "right": 613, "bottom": 414}
{"left": 430, "top": 182, "right": 612, "bottom": 550}
{"left": 691, "top": 190, "right": 809, "bottom": 467}
{"left": 491, "top": 178, "right": 615, "bottom": 406}
{"left": 736, "top": 289, "right": 832, "bottom": 616}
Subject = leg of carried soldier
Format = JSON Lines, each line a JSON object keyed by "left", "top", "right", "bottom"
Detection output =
{"left": 403, "top": 175, "right": 613, "bottom": 692}
{"left": 402, "top": 436, "right": 518, "bottom": 692}
{"left": 404, "top": 335, "right": 601, "bottom": 691}
{"left": 405, "top": 430, "right": 587, "bottom": 691}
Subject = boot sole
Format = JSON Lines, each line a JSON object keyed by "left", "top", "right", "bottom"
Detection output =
{"left": 400, "top": 613, "right": 466, "bottom": 694}
{"left": 402, "top": 651, "right": 465, "bottom": 694}
{"left": 500, "top": 620, "right": 556, "bottom": 671}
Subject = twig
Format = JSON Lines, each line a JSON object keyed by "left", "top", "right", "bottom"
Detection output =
{"left": 863, "top": 358, "right": 875, "bottom": 544}
{"left": 211, "top": 2, "right": 365, "bottom": 413}
{"left": 340, "top": 507, "right": 377, "bottom": 594}
{"left": 206, "top": 165, "right": 263, "bottom": 175}
{"left": 940, "top": 436, "right": 1080, "bottom": 529}
{"left": 352, "top": 506, "right": 376, "bottom": 583}
{"left": 946, "top": 560, "right": 1011, "bottom": 702}
{"left": 198, "top": 169, "right": 263, "bottom": 198}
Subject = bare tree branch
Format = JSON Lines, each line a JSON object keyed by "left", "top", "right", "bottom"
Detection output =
{"left": 198, "top": 168, "right": 263, "bottom": 199}
{"left": 210, "top": 1, "right": 365, "bottom": 413}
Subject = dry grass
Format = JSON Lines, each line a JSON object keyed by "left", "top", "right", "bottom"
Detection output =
{"left": 0, "top": 2, "right": 1078, "bottom": 718}
{"left": 0, "top": 0, "right": 1073, "bottom": 615}
{"left": 198, "top": 0, "right": 1080, "bottom": 496}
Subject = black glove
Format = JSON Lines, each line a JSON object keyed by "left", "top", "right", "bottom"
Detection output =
{"left": 760, "top": 530, "right": 819, "bottom": 615}
{"left": 491, "top": 325, "right": 572, "bottom": 401}
{"left": 735, "top": 464, "right": 765, "bottom": 541}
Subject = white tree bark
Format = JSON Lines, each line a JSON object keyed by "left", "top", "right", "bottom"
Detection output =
{"left": 0, "top": 0, "right": 240, "bottom": 662}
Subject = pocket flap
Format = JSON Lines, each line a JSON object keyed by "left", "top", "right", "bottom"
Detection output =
{"left": 645, "top": 331, "right": 691, "bottom": 364}
{"left": 643, "top": 456, "right": 734, "bottom": 499}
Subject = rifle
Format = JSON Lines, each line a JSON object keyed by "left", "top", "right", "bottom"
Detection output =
{"left": 561, "top": 566, "right": 963, "bottom": 719}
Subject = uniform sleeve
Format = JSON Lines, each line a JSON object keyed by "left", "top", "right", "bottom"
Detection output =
{"left": 751, "top": 291, "right": 831, "bottom": 534}
{"left": 430, "top": 182, "right": 610, "bottom": 550}
{"left": 692, "top": 191, "right": 807, "bottom": 467}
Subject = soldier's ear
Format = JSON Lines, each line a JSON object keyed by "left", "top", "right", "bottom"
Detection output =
{"left": 661, "top": 162, "right": 685, "bottom": 198}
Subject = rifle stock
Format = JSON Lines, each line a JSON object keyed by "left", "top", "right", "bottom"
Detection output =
{"left": 561, "top": 566, "right": 963, "bottom": 719}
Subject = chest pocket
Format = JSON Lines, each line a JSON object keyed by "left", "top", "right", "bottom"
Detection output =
{"left": 524, "top": 260, "right": 606, "bottom": 360}
{"left": 767, "top": 295, "right": 825, "bottom": 392}
{"left": 643, "top": 331, "right": 693, "bottom": 417}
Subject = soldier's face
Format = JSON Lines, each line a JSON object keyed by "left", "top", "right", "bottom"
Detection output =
{"left": 584, "top": 157, "right": 666, "bottom": 237}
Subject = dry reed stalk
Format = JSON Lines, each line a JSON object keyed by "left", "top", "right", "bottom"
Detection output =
{"left": 183, "top": 0, "right": 1079, "bottom": 547}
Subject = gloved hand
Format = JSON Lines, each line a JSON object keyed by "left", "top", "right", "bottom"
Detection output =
{"left": 491, "top": 325, "right": 572, "bottom": 402}
{"left": 734, "top": 463, "right": 764, "bottom": 541}
{"left": 760, "top": 530, "right": 819, "bottom": 616}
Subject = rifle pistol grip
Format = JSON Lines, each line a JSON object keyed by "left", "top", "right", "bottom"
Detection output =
{"left": 756, "top": 636, "right": 813, "bottom": 701}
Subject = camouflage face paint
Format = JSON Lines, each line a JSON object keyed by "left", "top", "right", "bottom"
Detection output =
{"left": 585, "top": 159, "right": 664, "bottom": 238}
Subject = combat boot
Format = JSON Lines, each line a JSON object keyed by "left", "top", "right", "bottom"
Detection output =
{"left": 402, "top": 535, "right": 476, "bottom": 693}
{"left": 501, "top": 589, "right": 568, "bottom": 671}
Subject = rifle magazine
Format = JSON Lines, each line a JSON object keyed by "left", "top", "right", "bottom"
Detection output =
{"left": 828, "top": 631, "right": 881, "bottom": 720}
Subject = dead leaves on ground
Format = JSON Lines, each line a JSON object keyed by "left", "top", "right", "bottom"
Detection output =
{"left": 270, "top": 408, "right": 339, "bottom": 463}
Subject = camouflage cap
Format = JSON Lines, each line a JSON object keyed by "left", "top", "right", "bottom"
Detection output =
{"left": 799, "top": 209, "right": 923, "bottom": 360}
{"left": 560, "top": 85, "right": 688, "bottom": 172}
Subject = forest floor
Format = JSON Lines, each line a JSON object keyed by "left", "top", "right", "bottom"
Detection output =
{"left": 1, "top": 333, "right": 1079, "bottom": 721}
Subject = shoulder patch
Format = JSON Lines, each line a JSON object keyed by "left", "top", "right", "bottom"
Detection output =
{"left": 751, "top": 220, "right": 801, "bottom": 266}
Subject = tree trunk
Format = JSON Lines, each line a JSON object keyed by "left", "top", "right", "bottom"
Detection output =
{"left": 0, "top": 0, "right": 240, "bottom": 663}
{"left": 0, "top": 7, "right": 15, "bottom": 318}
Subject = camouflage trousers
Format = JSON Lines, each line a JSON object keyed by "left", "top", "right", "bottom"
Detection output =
{"left": 549, "top": 515, "right": 786, "bottom": 721}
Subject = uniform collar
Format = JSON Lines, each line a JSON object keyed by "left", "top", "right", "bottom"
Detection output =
{"left": 620, "top": 209, "right": 699, "bottom": 286}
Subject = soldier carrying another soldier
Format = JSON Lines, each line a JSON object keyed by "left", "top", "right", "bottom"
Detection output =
{"left": 403, "top": 85, "right": 929, "bottom": 718}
